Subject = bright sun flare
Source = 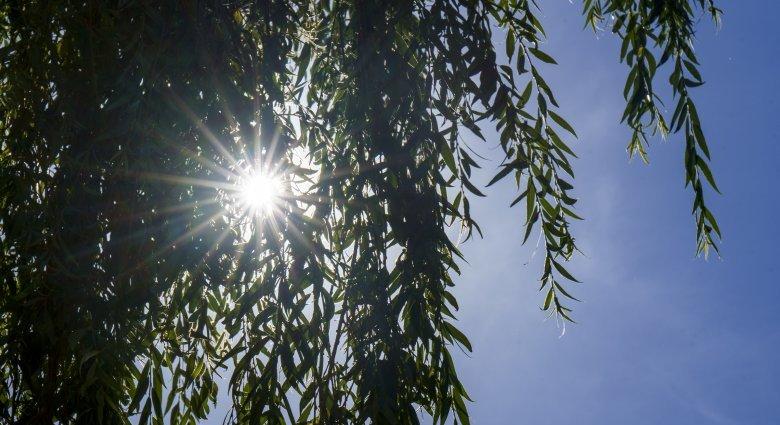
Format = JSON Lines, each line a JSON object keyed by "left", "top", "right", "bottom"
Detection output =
{"left": 240, "top": 173, "right": 282, "bottom": 214}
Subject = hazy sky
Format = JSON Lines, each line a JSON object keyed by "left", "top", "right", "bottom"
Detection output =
{"left": 450, "top": 2, "right": 780, "bottom": 424}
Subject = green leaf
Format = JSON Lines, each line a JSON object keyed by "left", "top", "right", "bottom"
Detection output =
{"left": 542, "top": 288, "right": 554, "bottom": 310}
{"left": 129, "top": 363, "right": 150, "bottom": 412}
{"left": 445, "top": 322, "right": 473, "bottom": 352}
{"left": 696, "top": 156, "right": 721, "bottom": 193}
{"left": 442, "top": 142, "right": 458, "bottom": 175}
{"left": 519, "top": 80, "right": 533, "bottom": 106}
{"left": 529, "top": 48, "right": 557, "bottom": 65}
{"left": 549, "top": 110, "right": 577, "bottom": 137}
{"left": 462, "top": 178, "right": 486, "bottom": 197}
{"left": 139, "top": 399, "right": 152, "bottom": 425}
{"left": 553, "top": 261, "right": 580, "bottom": 283}
{"left": 487, "top": 165, "right": 514, "bottom": 187}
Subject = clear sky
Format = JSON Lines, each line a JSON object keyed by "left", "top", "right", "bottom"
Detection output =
{"left": 450, "top": 2, "right": 780, "bottom": 424}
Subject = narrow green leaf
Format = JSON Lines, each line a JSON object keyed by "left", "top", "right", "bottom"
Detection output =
{"left": 529, "top": 48, "right": 557, "bottom": 65}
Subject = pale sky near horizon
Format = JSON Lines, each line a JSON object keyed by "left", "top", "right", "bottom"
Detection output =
{"left": 202, "top": 3, "right": 780, "bottom": 424}
{"left": 448, "top": 2, "right": 779, "bottom": 424}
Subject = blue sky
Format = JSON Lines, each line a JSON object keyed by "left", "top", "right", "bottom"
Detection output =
{"left": 450, "top": 2, "right": 780, "bottom": 424}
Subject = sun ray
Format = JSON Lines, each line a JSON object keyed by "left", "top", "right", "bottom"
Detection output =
{"left": 125, "top": 207, "right": 230, "bottom": 278}
{"left": 166, "top": 90, "right": 240, "bottom": 167}
{"left": 138, "top": 172, "right": 237, "bottom": 191}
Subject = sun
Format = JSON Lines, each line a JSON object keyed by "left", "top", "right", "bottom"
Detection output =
{"left": 239, "top": 172, "right": 283, "bottom": 215}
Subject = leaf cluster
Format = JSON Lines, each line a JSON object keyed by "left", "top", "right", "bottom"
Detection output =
{"left": 0, "top": 1, "right": 719, "bottom": 423}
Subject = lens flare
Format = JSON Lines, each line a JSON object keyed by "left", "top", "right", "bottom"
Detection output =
{"left": 240, "top": 173, "right": 282, "bottom": 214}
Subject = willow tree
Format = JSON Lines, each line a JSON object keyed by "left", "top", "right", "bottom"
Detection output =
{"left": 0, "top": 0, "right": 721, "bottom": 423}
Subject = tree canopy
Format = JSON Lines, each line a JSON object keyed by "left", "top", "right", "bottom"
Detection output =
{"left": 0, "top": 0, "right": 720, "bottom": 423}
